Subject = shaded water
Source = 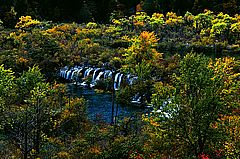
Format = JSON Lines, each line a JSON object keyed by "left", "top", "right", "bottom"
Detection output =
{"left": 66, "top": 83, "right": 149, "bottom": 123}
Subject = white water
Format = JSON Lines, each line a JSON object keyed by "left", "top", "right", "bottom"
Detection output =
{"left": 92, "top": 68, "right": 101, "bottom": 82}
{"left": 118, "top": 74, "right": 123, "bottom": 88}
{"left": 95, "top": 71, "right": 105, "bottom": 81}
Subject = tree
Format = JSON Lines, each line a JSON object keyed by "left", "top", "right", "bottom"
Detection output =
{"left": 124, "top": 31, "right": 162, "bottom": 78}
{"left": 120, "top": 31, "right": 163, "bottom": 104}
{"left": 0, "top": 65, "right": 16, "bottom": 131}
{"left": 149, "top": 53, "right": 240, "bottom": 158}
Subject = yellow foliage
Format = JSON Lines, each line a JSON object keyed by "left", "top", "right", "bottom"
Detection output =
{"left": 165, "top": 12, "right": 184, "bottom": 26}
{"left": 9, "top": 31, "right": 27, "bottom": 42}
{"left": 131, "top": 12, "right": 150, "bottom": 27}
{"left": 142, "top": 113, "right": 160, "bottom": 127}
{"left": 235, "top": 14, "right": 240, "bottom": 22}
{"left": 134, "top": 21, "right": 144, "bottom": 26}
{"left": 230, "top": 22, "right": 240, "bottom": 33}
{"left": 152, "top": 13, "right": 164, "bottom": 19}
{"left": 208, "top": 57, "right": 238, "bottom": 79}
{"left": 76, "top": 28, "right": 81, "bottom": 34}
{"left": 166, "top": 12, "right": 178, "bottom": 19}
{"left": 121, "top": 35, "right": 130, "bottom": 42}
{"left": 46, "top": 24, "right": 73, "bottom": 34}
{"left": 208, "top": 57, "right": 240, "bottom": 108}
{"left": 112, "top": 19, "right": 121, "bottom": 25}
{"left": 15, "top": 16, "right": 41, "bottom": 29}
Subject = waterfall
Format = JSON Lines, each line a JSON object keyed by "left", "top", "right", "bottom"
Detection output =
{"left": 118, "top": 74, "right": 123, "bottom": 88}
{"left": 63, "top": 70, "right": 67, "bottom": 78}
{"left": 108, "top": 71, "right": 113, "bottom": 78}
{"left": 70, "top": 69, "right": 78, "bottom": 80}
{"left": 95, "top": 71, "right": 104, "bottom": 81}
{"left": 84, "top": 68, "right": 91, "bottom": 78}
{"left": 92, "top": 68, "right": 101, "bottom": 82}
{"left": 77, "top": 68, "right": 83, "bottom": 77}
{"left": 103, "top": 70, "right": 111, "bottom": 79}
{"left": 114, "top": 73, "right": 120, "bottom": 90}
{"left": 59, "top": 70, "right": 63, "bottom": 77}
{"left": 59, "top": 66, "right": 141, "bottom": 93}
{"left": 126, "top": 74, "right": 131, "bottom": 83}
{"left": 60, "top": 66, "right": 68, "bottom": 78}
{"left": 86, "top": 68, "right": 94, "bottom": 77}
{"left": 66, "top": 69, "right": 73, "bottom": 80}
{"left": 114, "top": 73, "right": 120, "bottom": 83}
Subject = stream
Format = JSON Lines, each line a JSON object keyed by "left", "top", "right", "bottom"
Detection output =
{"left": 66, "top": 83, "right": 151, "bottom": 123}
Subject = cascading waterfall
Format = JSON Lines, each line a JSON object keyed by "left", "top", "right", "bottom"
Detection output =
{"left": 108, "top": 71, "right": 113, "bottom": 78}
{"left": 60, "top": 66, "right": 139, "bottom": 89}
{"left": 59, "top": 66, "right": 150, "bottom": 106}
{"left": 60, "top": 66, "right": 139, "bottom": 92}
{"left": 84, "top": 68, "right": 91, "bottom": 78}
{"left": 76, "top": 68, "right": 84, "bottom": 79}
{"left": 95, "top": 71, "right": 105, "bottom": 81}
{"left": 60, "top": 66, "right": 68, "bottom": 78}
{"left": 114, "top": 73, "right": 120, "bottom": 90}
{"left": 66, "top": 69, "right": 73, "bottom": 80}
{"left": 126, "top": 74, "right": 131, "bottom": 84}
{"left": 103, "top": 70, "right": 111, "bottom": 79}
{"left": 86, "top": 68, "right": 94, "bottom": 77}
{"left": 118, "top": 74, "right": 123, "bottom": 88}
{"left": 70, "top": 69, "right": 78, "bottom": 80}
{"left": 92, "top": 68, "right": 101, "bottom": 82}
{"left": 90, "top": 71, "right": 105, "bottom": 88}
{"left": 60, "top": 67, "right": 67, "bottom": 77}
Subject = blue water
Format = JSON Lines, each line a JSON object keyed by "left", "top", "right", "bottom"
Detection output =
{"left": 66, "top": 83, "right": 149, "bottom": 123}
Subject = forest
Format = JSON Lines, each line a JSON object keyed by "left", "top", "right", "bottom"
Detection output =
{"left": 0, "top": 0, "right": 240, "bottom": 159}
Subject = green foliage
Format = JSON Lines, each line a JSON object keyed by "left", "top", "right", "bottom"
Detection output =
{"left": 16, "top": 66, "right": 44, "bottom": 101}
{"left": 149, "top": 53, "right": 240, "bottom": 158}
{"left": 149, "top": 13, "right": 165, "bottom": 29}
{"left": 0, "top": 65, "right": 16, "bottom": 130}
{"left": 0, "top": 19, "right": 3, "bottom": 27}
{"left": 0, "top": 65, "right": 15, "bottom": 101}
{"left": 123, "top": 31, "right": 162, "bottom": 77}
{"left": 0, "top": 9, "right": 239, "bottom": 158}
{"left": 194, "top": 10, "right": 214, "bottom": 30}
{"left": 86, "top": 22, "right": 98, "bottom": 29}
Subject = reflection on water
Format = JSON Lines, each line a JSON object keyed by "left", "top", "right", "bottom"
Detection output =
{"left": 66, "top": 83, "right": 149, "bottom": 123}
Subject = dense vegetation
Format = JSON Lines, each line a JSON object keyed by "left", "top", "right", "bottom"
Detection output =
{"left": 0, "top": 0, "right": 239, "bottom": 26}
{"left": 0, "top": 4, "right": 239, "bottom": 159}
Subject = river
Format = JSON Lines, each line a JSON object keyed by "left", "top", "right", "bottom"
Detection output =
{"left": 66, "top": 83, "right": 150, "bottom": 123}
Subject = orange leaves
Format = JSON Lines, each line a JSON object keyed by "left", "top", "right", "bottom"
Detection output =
{"left": 89, "top": 146, "right": 102, "bottom": 155}
{"left": 16, "top": 57, "right": 28, "bottom": 64}
{"left": 46, "top": 24, "right": 75, "bottom": 35}
{"left": 139, "top": 31, "right": 158, "bottom": 44}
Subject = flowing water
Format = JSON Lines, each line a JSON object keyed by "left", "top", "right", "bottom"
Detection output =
{"left": 66, "top": 83, "right": 150, "bottom": 123}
